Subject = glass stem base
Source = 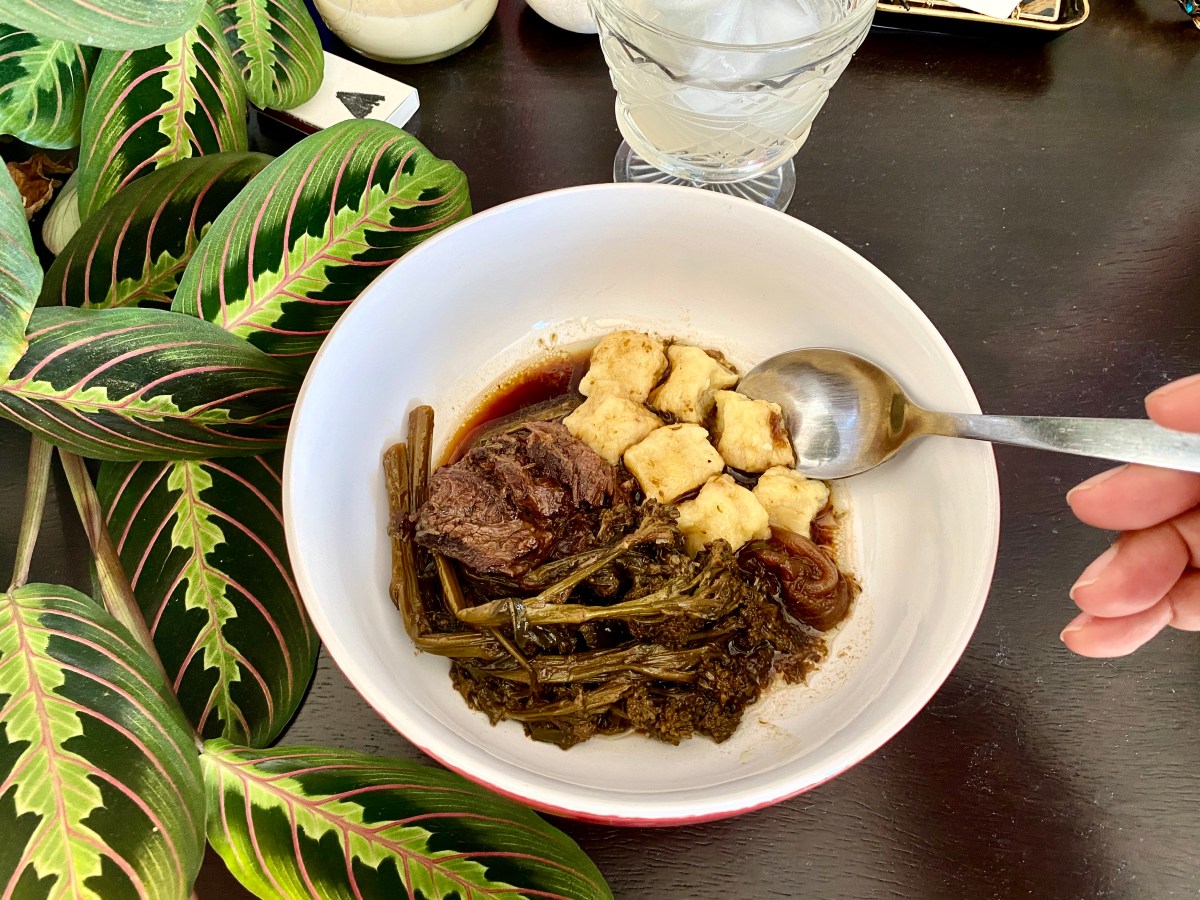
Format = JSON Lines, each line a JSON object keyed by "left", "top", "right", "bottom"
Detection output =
{"left": 612, "top": 142, "right": 796, "bottom": 211}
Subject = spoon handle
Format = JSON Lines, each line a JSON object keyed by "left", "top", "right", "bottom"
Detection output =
{"left": 923, "top": 413, "right": 1200, "bottom": 473}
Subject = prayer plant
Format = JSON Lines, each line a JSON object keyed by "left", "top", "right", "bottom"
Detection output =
{"left": 0, "top": 1, "right": 612, "bottom": 897}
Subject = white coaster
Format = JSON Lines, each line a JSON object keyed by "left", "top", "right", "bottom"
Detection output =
{"left": 263, "top": 51, "right": 420, "bottom": 132}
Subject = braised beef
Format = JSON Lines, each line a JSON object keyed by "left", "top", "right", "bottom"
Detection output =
{"left": 415, "top": 423, "right": 618, "bottom": 576}
{"left": 520, "top": 421, "right": 615, "bottom": 506}
{"left": 415, "top": 465, "right": 552, "bottom": 576}
{"left": 468, "top": 439, "right": 567, "bottom": 520}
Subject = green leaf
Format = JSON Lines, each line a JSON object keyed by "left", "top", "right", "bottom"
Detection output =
{"left": 0, "top": 0, "right": 205, "bottom": 51}
{"left": 210, "top": 0, "right": 324, "bottom": 111}
{"left": 76, "top": 4, "right": 248, "bottom": 220}
{"left": 0, "top": 26, "right": 99, "bottom": 149}
{"left": 98, "top": 452, "right": 317, "bottom": 747}
{"left": 0, "top": 306, "right": 297, "bottom": 461}
{"left": 173, "top": 119, "right": 471, "bottom": 372}
{"left": 202, "top": 741, "right": 614, "bottom": 900}
{"left": 0, "top": 159, "right": 41, "bottom": 383}
{"left": 42, "top": 152, "right": 273, "bottom": 311}
{"left": 0, "top": 583, "right": 206, "bottom": 898}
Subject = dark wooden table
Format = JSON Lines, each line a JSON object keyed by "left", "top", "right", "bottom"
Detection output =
{"left": 6, "top": 1, "right": 1200, "bottom": 896}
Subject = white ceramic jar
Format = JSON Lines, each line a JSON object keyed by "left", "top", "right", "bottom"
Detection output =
{"left": 314, "top": 0, "right": 500, "bottom": 64}
{"left": 525, "top": 0, "right": 597, "bottom": 33}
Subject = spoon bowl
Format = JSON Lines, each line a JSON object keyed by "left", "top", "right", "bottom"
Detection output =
{"left": 739, "top": 348, "right": 919, "bottom": 479}
{"left": 740, "top": 348, "right": 1200, "bottom": 479}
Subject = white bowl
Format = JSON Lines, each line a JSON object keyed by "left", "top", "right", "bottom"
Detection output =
{"left": 284, "top": 184, "right": 1000, "bottom": 826}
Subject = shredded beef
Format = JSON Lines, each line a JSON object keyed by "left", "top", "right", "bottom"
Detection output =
{"left": 415, "top": 465, "right": 551, "bottom": 576}
{"left": 469, "top": 441, "right": 566, "bottom": 520}
{"left": 415, "top": 423, "right": 617, "bottom": 576}
{"left": 520, "top": 422, "right": 615, "bottom": 506}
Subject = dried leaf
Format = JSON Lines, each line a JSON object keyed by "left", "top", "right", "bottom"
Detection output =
{"left": 6, "top": 155, "right": 74, "bottom": 218}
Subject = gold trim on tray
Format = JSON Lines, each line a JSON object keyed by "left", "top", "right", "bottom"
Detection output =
{"left": 875, "top": 0, "right": 1090, "bottom": 31}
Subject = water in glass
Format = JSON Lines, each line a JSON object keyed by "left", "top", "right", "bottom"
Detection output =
{"left": 592, "top": 0, "right": 874, "bottom": 188}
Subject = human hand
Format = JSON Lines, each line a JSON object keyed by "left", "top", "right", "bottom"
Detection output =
{"left": 1062, "top": 374, "right": 1200, "bottom": 657}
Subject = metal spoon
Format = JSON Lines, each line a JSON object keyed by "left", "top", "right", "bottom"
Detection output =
{"left": 737, "top": 348, "right": 1200, "bottom": 479}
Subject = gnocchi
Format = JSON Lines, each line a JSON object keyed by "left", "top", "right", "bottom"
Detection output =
{"left": 649, "top": 344, "right": 739, "bottom": 424}
{"left": 713, "top": 390, "right": 795, "bottom": 472}
{"left": 623, "top": 423, "right": 724, "bottom": 504}
{"left": 563, "top": 394, "right": 663, "bottom": 465}
{"left": 578, "top": 330, "right": 668, "bottom": 402}
{"left": 753, "top": 466, "right": 830, "bottom": 538}
{"left": 676, "top": 474, "right": 771, "bottom": 556}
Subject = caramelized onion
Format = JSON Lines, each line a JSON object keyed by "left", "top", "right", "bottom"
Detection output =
{"left": 739, "top": 527, "right": 850, "bottom": 632}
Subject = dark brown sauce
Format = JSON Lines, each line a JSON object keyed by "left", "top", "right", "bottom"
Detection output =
{"left": 444, "top": 348, "right": 592, "bottom": 464}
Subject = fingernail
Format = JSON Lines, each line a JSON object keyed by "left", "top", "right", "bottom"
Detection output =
{"left": 1148, "top": 372, "right": 1200, "bottom": 401}
{"left": 1060, "top": 613, "right": 1094, "bottom": 641}
{"left": 1066, "top": 465, "right": 1127, "bottom": 502}
{"left": 1069, "top": 544, "right": 1118, "bottom": 600}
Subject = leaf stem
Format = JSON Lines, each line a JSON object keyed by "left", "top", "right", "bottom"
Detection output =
{"left": 8, "top": 437, "right": 53, "bottom": 592}
{"left": 59, "top": 450, "right": 170, "bottom": 682}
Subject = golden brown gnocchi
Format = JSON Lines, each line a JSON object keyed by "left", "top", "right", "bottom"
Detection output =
{"left": 578, "top": 330, "right": 668, "bottom": 402}
{"left": 649, "top": 344, "right": 739, "bottom": 424}
{"left": 753, "top": 466, "right": 830, "bottom": 538}
{"left": 676, "top": 474, "right": 771, "bottom": 555}
{"left": 713, "top": 390, "right": 795, "bottom": 472}
{"left": 623, "top": 423, "right": 724, "bottom": 504}
{"left": 563, "top": 394, "right": 663, "bottom": 465}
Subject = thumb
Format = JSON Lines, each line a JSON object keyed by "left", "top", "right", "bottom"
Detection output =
{"left": 1146, "top": 373, "right": 1200, "bottom": 432}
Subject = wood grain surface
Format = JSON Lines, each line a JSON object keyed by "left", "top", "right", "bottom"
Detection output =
{"left": 4, "top": 0, "right": 1198, "bottom": 896}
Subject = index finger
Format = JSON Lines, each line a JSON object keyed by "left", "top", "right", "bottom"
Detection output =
{"left": 1146, "top": 373, "right": 1200, "bottom": 433}
{"left": 1067, "top": 464, "right": 1200, "bottom": 531}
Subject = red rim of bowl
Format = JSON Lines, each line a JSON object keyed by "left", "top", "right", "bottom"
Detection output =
{"left": 313, "top": 641, "right": 927, "bottom": 827}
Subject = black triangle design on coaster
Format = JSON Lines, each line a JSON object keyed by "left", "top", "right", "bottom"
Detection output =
{"left": 336, "top": 91, "right": 387, "bottom": 119}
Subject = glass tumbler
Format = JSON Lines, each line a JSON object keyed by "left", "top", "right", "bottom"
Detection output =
{"left": 589, "top": 0, "right": 875, "bottom": 209}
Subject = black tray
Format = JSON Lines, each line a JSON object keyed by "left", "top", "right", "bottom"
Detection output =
{"left": 874, "top": 0, "right": 1089, "bottom": 37}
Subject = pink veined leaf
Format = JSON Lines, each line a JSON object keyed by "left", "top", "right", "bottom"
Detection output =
{"left": 172, "top": 119, "right": 471, "bottom": 374}
{"left": 1, "top": 0, "right": 205, "bottom": 50}
{"left": 41, "top": 152, "right": 272, "bottom": 311}
{"left": 209, "top": 0, "right": 324, "bottom": 110}
{"left": 0, "top": 583, "right": 206, "bottom": 898}
{"left": 0, "top": 159, "right": 41, "bottom": 382}
{"left": 0, "top": 26, "right": 100, "bottom": 150}
{"left": 202, "top": 740, "right": 614, "bottom": 900}
{"left": 0, "top": 306, "right": 298, "bottom": 461}
{"left": 76, "top": 4, "right": 247, "bottom": 219}
{"left": 98, "top": 451, "right": 318, "bottom": 747}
